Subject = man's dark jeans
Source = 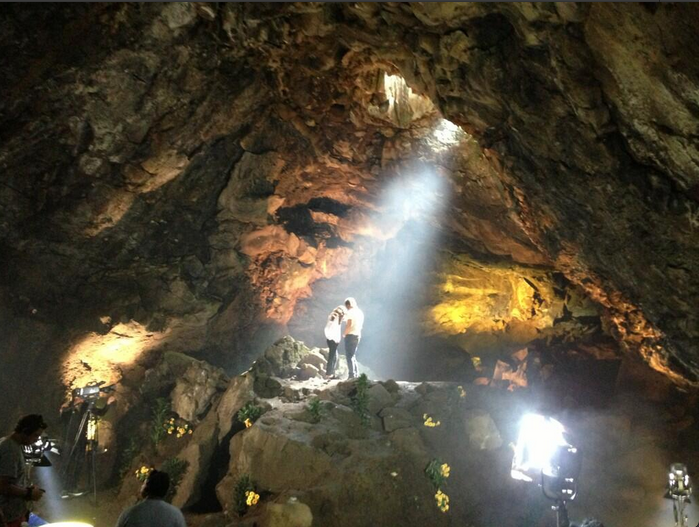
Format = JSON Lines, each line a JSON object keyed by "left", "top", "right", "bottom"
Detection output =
{"left": 344, "top": 334, "right": 360, "bottom": 378}
{"left": 326, "top": 339, "right": 339, "bottom": 375}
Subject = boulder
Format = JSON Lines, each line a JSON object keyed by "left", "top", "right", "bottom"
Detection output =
{"left": 252, "top": 336, "right": 312, "bottom": 378}
{"left": 380, "top": 407, "right": 414, "bottom": 432}
{"left": 297, "top": 363, "right": 321, "bottom": 381}
{"left": 260, "top": 499, "right": 313, "bottom": 527}
{"left": 171, "top": 402, "right": 221, "bottom": 508}
{"left": 170, "top": 360, "right": 228, "bottom": 422}
{"left": 217, "top": 374, "right": 255, "bottom": 441}
{"left": 463, "top": 409, "right": 502, "bottom": 450}
{"left": 366, "top": 383, "right": 395, "bottom": 415}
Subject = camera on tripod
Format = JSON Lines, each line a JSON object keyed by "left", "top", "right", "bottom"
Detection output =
{"left": 23, "top": 435, "right": 61, "bottom": 467}
{"left": 71, "top": 381, "right": 116, "bottom": 403}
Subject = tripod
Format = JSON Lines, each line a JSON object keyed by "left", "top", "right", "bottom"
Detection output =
{"left": 60, "top": 399, "right": 100, "bottom": 506}
{"left": 672, "top": 495, "right": 690, "bottom": 527}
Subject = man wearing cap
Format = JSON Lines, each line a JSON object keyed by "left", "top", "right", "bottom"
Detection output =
{"left": 343, "top": 297, "right": 364, "bottom": 379}
{"left": 0, "top": 415, "right": 46, "bottom": 527}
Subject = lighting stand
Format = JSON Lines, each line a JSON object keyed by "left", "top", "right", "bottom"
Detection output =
{"left": 552, "top": 499, "right": 570, "bottom": 527}
{"left": 672, "top": 494, "right": 689, "bottom": 527}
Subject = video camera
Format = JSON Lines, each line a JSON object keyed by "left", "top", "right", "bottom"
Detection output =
{"left": 23, "top": 436, "right": 60, "bottom": 467}
{"left": 71, "top": 381, "right": 116, "bottom": 401}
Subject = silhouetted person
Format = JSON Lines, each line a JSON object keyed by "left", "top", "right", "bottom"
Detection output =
{"left": 324, "top": 305, "right": 346, "bottom": 379}
{"left": 343, "top": 297, "right": 364, "bottom": 379}
{"left": 0, "top": 415, "right": 47, "bottom": 527}
{"left": 115, "top": 470, "right": 186, "bottom": 527}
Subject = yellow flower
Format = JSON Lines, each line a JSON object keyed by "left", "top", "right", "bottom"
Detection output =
{"left": 244, "top": 418, "right": 253, "bottom": 428}
{"left": 435, "top": 490, "right": 449, "bottom": 512}
{"left": 440, "top": 463, "right": 450, "bottom": 478}
{"left": 188, "top": 429, "right": 193, "bottom": 434}
{"left": 457, "top": 386, "right": 466, "bottom": 398}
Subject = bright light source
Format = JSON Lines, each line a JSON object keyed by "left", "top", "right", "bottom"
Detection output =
{"left": 668, "top": 463, "right": 692, "bottom": 498}
{"left": 511, "top": 413, "right": 568, "bottom": 483}
{"left": 511, "top": 414, "right": 582, "bottom": 527}
{"left": 432, "top": 119, "right": 464, "bottom": 146}
{"left": 43, "top": 523, "right": 95, "bottom": 527}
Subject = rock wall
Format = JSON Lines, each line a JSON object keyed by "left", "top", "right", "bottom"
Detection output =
{"left": 1, "top": 2, "right": 698, "bottom": 416}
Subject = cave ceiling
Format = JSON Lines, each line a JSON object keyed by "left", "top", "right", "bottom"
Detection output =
{"left": 1, "top": 2, "right": 698, "bottom": 400}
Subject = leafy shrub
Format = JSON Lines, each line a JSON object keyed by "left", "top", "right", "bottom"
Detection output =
{"left": 118, "top": 436, "right": 140, "bottom": 481}
{"left": 307, "top": 398, "right": 324, "bottom": 423}
{"left": 233, "top": 474, "right": 256, "bottom": 516}
{"left": 237, "top": 402, "right": 263, "bottom": 428}
{"left": 350, "top": 373, "right": 370, "bottom": 426}
{"left": 425, "top": 458, "right": 450, "bottom": 490}
{"left": 150, "top": 398, "right": 171, "bottom": 448}
{"left": 162, "top": 457, "right": 189, "bottom": 503}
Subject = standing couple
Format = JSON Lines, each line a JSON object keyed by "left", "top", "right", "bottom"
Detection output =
{"left": 324, "top": 297, "right": 364, "bottom": 380}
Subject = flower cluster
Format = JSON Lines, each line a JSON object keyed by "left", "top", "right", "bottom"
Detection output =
{"left": 457, "top": 385, "right": 466, "bottom": 398}
{"left": 135, "top": 465, "right": 153, "bottom": 482}
{"left": 423, "top": 413, "right": 441, "bottom": 427}
{"left": 435, "top": 489, "right": 449, "bottom": 512}
{"left": 244, "top": 418, "right": 253, "bottom": 429}
{"left": 440, "top": 463, "right": 450, "bottom": 478}
{"left": 164, "top": 418, "right": 194, "bottom": 438}
{"left": 245, "top": 490, "right": 260, "bottom": 506}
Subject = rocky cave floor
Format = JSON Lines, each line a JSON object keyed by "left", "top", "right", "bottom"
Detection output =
{"left": 26, "top": 336, "right": 699, "bottom": 527}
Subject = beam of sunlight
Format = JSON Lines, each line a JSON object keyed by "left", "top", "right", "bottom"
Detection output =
{"left": 357, "top": 162, "right": 452, "bottom": 379}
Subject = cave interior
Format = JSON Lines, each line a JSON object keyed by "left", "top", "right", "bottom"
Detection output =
{"left": 2, "top": 3, "right": 699, "bottom": 527}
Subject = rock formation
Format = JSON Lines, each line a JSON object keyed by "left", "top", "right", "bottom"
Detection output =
{"left": 3, "top": 3, "right": 699, "bottom": 525}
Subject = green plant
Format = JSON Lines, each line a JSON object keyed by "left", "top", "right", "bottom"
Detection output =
{"left": 425, "top": 458, "right": 450, "bottom": 490}
{"left": 233, "top": 474, "right": 256, "bottom": 516}
{"left": 350, "top": 373, "right": 370, "bottom": 426}
{"left": 162, "top": 457, "right": 189, "bottom": 503}
{"left": 307, "top": 398, "right": 324, "bottom": 423}
{"left": 237, "top": 401, "right": 263, "bottom": 428}
{"left": 118, "top": 436, "right": 140, "bottom": 480}
{"left": 150, "top": 397, "right": 171, "bottom": 448}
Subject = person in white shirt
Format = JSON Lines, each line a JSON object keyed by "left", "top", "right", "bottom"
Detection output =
{"left": 115, "top": 469, "right": 186, "bottom": 527}
{"left": 324, "top": 305, "right": 346, "bottom": 378}
{"left": 342, "top": 297, "right": 364, "bottom": 379}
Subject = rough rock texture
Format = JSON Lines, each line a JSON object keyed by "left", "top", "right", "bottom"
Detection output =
{"left": 102, "top": 337, "right": 699, "bottom": 527}
{"left": 2, "top": 3, "right": 699, "bottom": 431}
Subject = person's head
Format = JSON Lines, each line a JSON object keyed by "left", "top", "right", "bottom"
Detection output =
{"left": 344, "top": 297, "right": 357, "bottom": 310}
{"left": 141, "top": 469, "right": 170, "bottom": 499}
{"left": 14, "top": 414, "right": 47, "bottom": 445}
{"left": 330, "top": 305, "right": 346, "bottom": 322}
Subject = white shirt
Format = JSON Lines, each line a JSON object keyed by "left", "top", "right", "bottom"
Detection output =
{"left": 324, "top": 308, "right": 343, "bottom": 343}
{"left": 344, "top": 307, "right": 364, "bottom": 337}
{"left": 115, "top": 498, "right": 187, "bottom": 527}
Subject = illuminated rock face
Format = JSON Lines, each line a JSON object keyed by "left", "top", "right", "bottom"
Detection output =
{"left": 1, "top": 2, "right": 699, "bottom": 424}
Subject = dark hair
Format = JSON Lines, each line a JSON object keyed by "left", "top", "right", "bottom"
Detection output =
{"left": 143, "top": 469, "right": 170, "bottom": 498}
{"left": 15, "top": 414, "right": 47, "bottom": 435}
{"left": 579, "top": 519, "right": 605, "bottom": 527}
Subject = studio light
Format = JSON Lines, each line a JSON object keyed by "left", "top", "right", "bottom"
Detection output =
{"left": 511, "top": 413, "right": 582, "bottom": 527}
{"left": 23, "top": 435, "right": 60, "bottom": 467}
{"left": 667, "top": 462, "right": 692, "bottom": 527}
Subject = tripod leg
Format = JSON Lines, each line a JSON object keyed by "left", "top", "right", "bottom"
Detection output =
{"left": 62, "top": 409, "right": 88, "bottom": 478}
{"left": 91, "top": 442, "right": 97, "bottom": 507}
